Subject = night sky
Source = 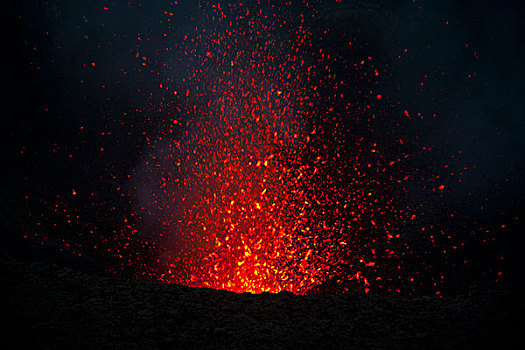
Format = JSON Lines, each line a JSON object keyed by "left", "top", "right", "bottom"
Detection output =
{"left": 2, "top": 0, "right": 524, "bottom": 295}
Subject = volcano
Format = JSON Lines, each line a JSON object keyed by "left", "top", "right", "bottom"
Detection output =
{"left": 2, "top": 0, "right": 524, "bottom": 347}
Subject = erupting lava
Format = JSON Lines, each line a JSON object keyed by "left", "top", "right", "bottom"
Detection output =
{"left": 135, "top": 1, "right": 407, "bottom": 294}
{"left": 24, "top": 0, "right": 504, "bottom": 296}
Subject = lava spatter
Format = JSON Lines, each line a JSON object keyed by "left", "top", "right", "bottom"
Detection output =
{"left": 19, "top": 1, "right": 505, "bottom": 297}
{"left": 131, "top": 1, "right": 409, "bottom": 294}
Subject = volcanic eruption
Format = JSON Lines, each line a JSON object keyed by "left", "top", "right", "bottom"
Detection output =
{"left": 133, "top": 1, "right": 424, "bottom": 295}
{"left": 9, "top": 0, "right": 508, "bottom": 297}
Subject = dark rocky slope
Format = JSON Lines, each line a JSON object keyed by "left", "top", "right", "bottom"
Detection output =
{"left": 1, "top": 260, "right": 522, "bottom": 349}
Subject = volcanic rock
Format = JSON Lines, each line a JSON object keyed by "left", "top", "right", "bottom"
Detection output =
{"left": 1, "top": 259, "right": 522, "bottom": 349}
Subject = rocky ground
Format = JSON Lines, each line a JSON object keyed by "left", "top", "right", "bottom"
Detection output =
{"left": 1, "top": 259, "right": 522, "bottom": 349}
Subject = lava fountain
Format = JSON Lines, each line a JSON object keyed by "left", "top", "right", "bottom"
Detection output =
{"left": 13, "top": 0, "right": 505, "bottom": 298}
{"left": 131, "top": 0, "right": 417, "bottom": 295}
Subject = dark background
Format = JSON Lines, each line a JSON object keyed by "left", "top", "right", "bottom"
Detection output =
{"left": 1, "top": 0, "right": 524, "bottom": 292}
